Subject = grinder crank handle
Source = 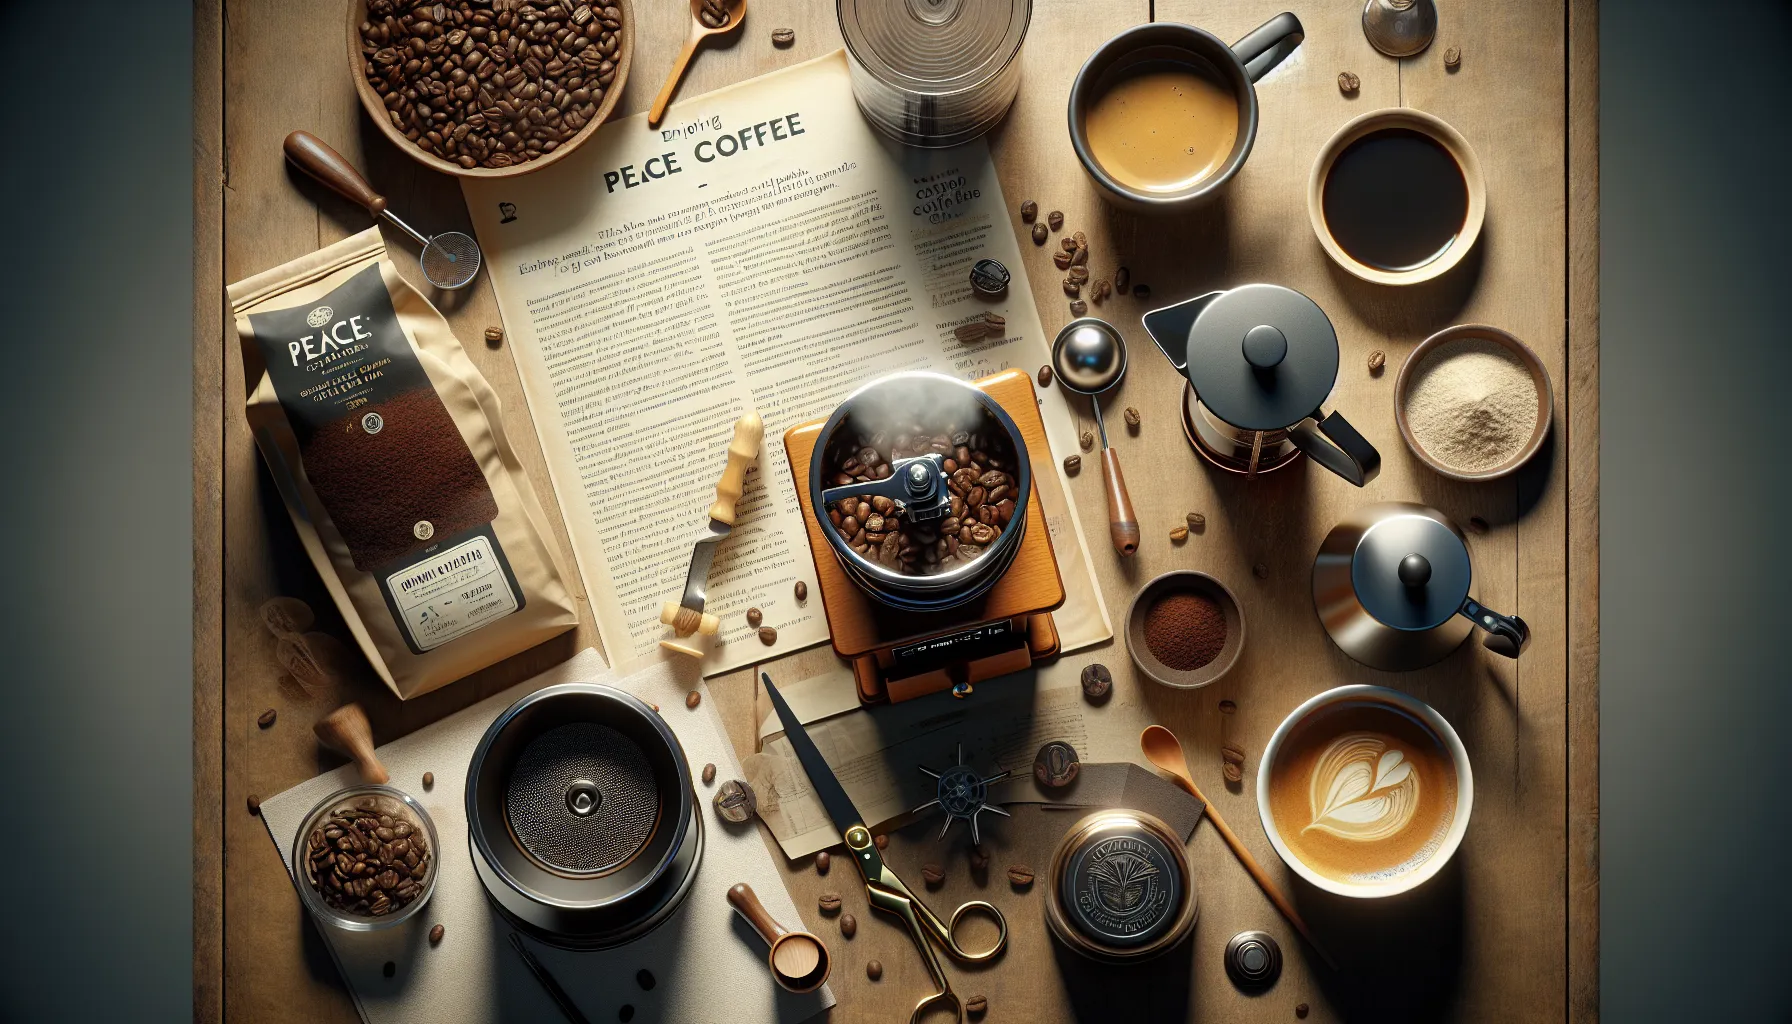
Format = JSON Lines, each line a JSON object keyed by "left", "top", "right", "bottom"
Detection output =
{"left": 709, "top": 410, "right": 764, "bottom": 525}
{"left": 283, "top": 131, "right": 388, "bottom": 217}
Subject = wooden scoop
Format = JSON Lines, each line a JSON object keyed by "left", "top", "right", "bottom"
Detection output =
{"left": 728, "top": 882, "right": 831, "bottom": 993}
{"left": 315, "top": 703, "right": 388, "bottom": 785}
{"left": 648, "top": 0, "right": 747, "bottom": 127}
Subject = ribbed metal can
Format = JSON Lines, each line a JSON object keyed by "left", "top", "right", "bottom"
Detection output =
{"left": 837, "top": 0, "right": 1030, "bottom": 148}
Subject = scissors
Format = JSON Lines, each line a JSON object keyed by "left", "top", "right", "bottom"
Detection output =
{"left": 762, "top": 673, "right": 1007, "bottom": 1022}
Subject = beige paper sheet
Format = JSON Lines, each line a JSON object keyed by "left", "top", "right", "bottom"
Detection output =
{"left": 463, "top": 51, "right": 1110, "bottom": 679}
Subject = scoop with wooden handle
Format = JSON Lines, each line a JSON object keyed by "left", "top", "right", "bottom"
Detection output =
{"left": 728, "top": 882, "right": 831, "bottom": 993}
{"left": 1140, "top": 724, "right": 1335, "bottom": 970}
{"left": 648, "top": 0, "right": 748, "bottom": 128}
{"left": 315, "top": 703, "right": 388, "bottom": 785}
{"left": 659, "top": 409, "right": 764, "bottom": 658}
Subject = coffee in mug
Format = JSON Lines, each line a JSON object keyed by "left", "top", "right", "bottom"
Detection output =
{"left": 1084, "top": 56, "right": 1239, "bottom": 193}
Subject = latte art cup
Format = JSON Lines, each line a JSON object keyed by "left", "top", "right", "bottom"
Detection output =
{"left": 1257, "top": 685, "right": 1472, "bottom": 898}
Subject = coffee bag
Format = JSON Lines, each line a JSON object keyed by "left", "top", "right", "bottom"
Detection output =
{"left": 231, "top": 228, "right": 577, "bottom": 699}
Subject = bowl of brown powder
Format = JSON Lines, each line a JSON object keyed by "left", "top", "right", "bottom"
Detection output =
{"left": 1125, "top": 571, "right": 1245, "bottom": 689}
{"left": 1395, "top": 325, "right": 1553, "bottom": 481}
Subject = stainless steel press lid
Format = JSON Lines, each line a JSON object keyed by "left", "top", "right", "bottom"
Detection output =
{"left": 1059, "top": 818, "right": 1184, "bottom": 948}
{"left": 1183, "top": 284, "right": 1340, "bottom": 431}
{"left": 838, "top": 0, "right": 1030, "bottom": 147}
{"left": 1349, "top": 507, "right": 1473, "bottom": 631}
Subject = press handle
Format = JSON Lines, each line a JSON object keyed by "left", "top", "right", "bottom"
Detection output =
{"left": 708, "top": 410, "right": 763, "bottom": 524}
{"left": 1231, "top": 12, "right": 1305, "bottom": 82}
{"left": 1289, "top": 410, "right": 1382, "bottom": 487}
{"left": 314, "top": 703, "right": 388, "bottom": 784}
{"left": 1461, "top": 598, "right": 1531, "bottom": 659}
{"left": 727, "top": 883, "right": 791, "bottom": 945}
{"left": 1102, "top": 449, "right": 1140, "bottom": 556}
{"left": 283, "top": 131, "right": 387, "bottom": 216}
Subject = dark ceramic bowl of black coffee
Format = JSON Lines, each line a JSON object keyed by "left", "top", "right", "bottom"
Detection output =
{"left": 1068, "top": 15, "right": 1303, "bottom": 212}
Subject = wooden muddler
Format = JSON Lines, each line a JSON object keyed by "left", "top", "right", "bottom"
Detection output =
{"left": 314, "top": 703, "right": 388, "bottom": 784}
{"left": 727, "top": 882, "right": 831, "bottom": 993}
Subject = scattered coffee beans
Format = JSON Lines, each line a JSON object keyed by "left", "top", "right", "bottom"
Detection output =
{"left": 1219, "top": 699, "right": 1237, "bottom": 714}
{"left": 746, "top": 607, "right": 763, "bottom": 627}
{"left": 794, "top": 580, "right": 808, "bottom": 601}
{"left": 922, "top": 863, "right": 945, "bottom": 886}
{"left": 867, "top": 960, "right": 883, "bottom": 981}
{"left": 1170, "top": 525, "right": 1189, "bottom": 542}
{"left": 874, "top": 833, "right": 889, "bottom": 850}
{"left": 698, "top": 0, "right": 735, "bottom": 28}
{"left": 1091, "top": 278, "right": 1112, "bottom": 303}
{"left": 1222, "top": 742, "right": 1245, "bottom": 765}
{"left": 356, "top": 0, "right": 625, "bottom": 170}
{"left": 1124, "top": 406, "right": 1141, "bottom": 428}
{"left": 1020, "top": 199, "right": 1038, "bottom": 222}
{"left": 758, "top": 626, "right": 778, "bottom": 644}
{"left": 1338, "top": 71, "right": 1360, "bottom": 94}
{"left": 1062, "top": 279, "right": 1081, "bottom": 298}
{"left": 259, "top": 596, "right": 315, "bottom": 640}
{"left": 303, "top": 801, "right": 431, "bottom": 918}
{"left": 258, "top": 708, "right": 278, "bottom": 729}
{"left": 430, "top": 923, "right": 445, "bottom": 944}
{"left": 714, "top": 780, "right": 757, "bottom": 823}
{"left": 1444, "top": 45, "right": 1462, "bottom": 68}
{"left": 969, "top": 845, "right": 990, "bottom": 871}
{"left": 685, "top": 690, "right": 701, "bottom": 709}
{"left": 1060, "top": 237, "right": 1078, "bottom": 254}
{"left": 1254, "top": 562, "right": 1270, "bottom": 579}
{"left": 1031, "top": 223, "right": 1049, "bottom": 245}
{"left": 1038, "top": 365, "right": 1053, "bottom": 388}
{"left": 248, "top": 794, "right": 262, "bottom": 816}
{"left": 1070, "top": 299, "right": 1088, "bottom": 316}
{"left": 1223, "top": 761, "right": 1244, "bottom": 784}
{"left": 816, "top": 851, "right": 831, "bottom": 875}
{"left": 1053, "top": 249, "right": 1073, "bottom": 271}
{"left": 1296, "top": 1004, "right": 1310, "bottom": 1019}
{"left": 1080, "top": 429, "right": 1095, "bottom": 451}
{"left": 1007, "top": 865, "right": 1035, "bottom": 888}
{"left": 841, "top": 913, "right": 856, "bottom": 937}
{"left": 771, "top": 26, "right": 795, "bottom": 47}
{"left": 955, "top": 321, "right": 990, "bottom": 343}
{"left": 484, "top": 326, "right": 504, "bottom": 345}
{"left": 966, "top": 994, "right": 988, "bottom": 1016}
{"left": 1034, "top": 741, "right": 1081, "bottom": 788}
{"left": 819, "top": 892, "right": 842, "bottom": 913}
{"left": 1132, "top": 283, "right": 1151, "bottom": 300}
{"left": 1114, "top": 266, "right": 1131, "bottom": 293}
{"left": 1063, "top": 454, "right": 1081, "bottom": 474}
{"left": 1080, "top": 663, "right": 1112, "bottom": 701}
{"left": 1468, "top": 515, "right": 1490, "bottom": 534}
{"left": 1047, "top": 210, "right": 1064, "bottom": 231}
{"left": 1187, "top": 511, "right": 1206, "bottom": 530}
{"left": 422, "top": 772, "right": 435, "bottom": 788}
{"left": 702, "top": 762, "right": 716, "bottom": 784}
{"left": 1368, "top": 349, "right": 1386, "bottom": 373}
{"left": 983, "top": 312, "right": 1005, "bottom": 332}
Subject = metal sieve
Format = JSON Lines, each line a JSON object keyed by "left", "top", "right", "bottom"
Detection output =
{"left": 380, "top": 212, "right": 483, "bottom": 291}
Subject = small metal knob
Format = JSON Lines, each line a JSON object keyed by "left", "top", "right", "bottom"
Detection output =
{"left": 1243, "top": 325, "right": 1288, "bottom": 370}
{"left": 1225, "top": 930, "right": 1283, "bottom": 990}
{"left": 564, "top": 779, "right": 602, "bottom": 817}
{"left": 1398, "top": 552, "right": 1432, "bottom": 588}
{"left": 906, "top": 462, "right": 932, "bottom": 492}
{"left": 1363, "top": 0, "right": 1437, "bottom": 57}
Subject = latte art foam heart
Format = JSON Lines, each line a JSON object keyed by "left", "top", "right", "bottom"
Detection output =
{"left": 1303, "top": 735, "right": 1419, "bottom": 843}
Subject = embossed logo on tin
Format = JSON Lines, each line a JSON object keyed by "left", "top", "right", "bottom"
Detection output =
{"left": 1068, "top": 833, "right": 1178, "bottom": 946}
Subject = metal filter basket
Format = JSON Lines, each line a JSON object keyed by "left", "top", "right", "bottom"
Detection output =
{"left": 838, "top": 0, "right": 1031, "bottom": 148}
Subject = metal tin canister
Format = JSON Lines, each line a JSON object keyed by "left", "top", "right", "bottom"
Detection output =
{"left": 1044, "top": 809, "right": 1198, "bottom": 963}
{"left": 837, "top": 0, "right": 1030, "bottom": 148}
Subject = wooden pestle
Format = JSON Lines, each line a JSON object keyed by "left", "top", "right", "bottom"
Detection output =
{"left": 314, "top": 703, "right": 388, "bottom": 784}
{"left": 728, "top": 882, "right": 831, "bottom": 993}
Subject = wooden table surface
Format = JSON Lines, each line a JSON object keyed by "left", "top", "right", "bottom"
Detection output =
{"left": 193, "top": 1, "right": 1600, "bottom": 1021}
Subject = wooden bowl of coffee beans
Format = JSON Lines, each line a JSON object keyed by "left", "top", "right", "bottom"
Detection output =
{"left": 349, "top": 0, "right": 633, "bottom": 178}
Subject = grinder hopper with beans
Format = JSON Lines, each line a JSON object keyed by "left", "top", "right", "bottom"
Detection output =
{"left": 784, "top": 370, "right": 1065, "bottom": 705}
{"left": 658, "top": 410, "right": 764, "bottom": 658}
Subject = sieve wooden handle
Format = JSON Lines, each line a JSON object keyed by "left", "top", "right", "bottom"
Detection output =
{"left": 708, "top": 410, "right": 764, "bottom": 525}
{"left": 1102, "top": 449, "right": 1140, "bottom": 556}
{"left": 314, "top": 703, "right": 388, "bottom": 784}
{"left": 284, "top": 132, "right": 387, "bottom": 216}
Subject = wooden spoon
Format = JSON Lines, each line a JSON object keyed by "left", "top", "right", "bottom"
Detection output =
{"left": 648, "top": 0, "right": 747, "bottom": 128}
{"left": 1140, "top": 724, "right": 1336, "bottom": 970}
{"left": 727, "top": 882, "right": 831, "bottom": 993}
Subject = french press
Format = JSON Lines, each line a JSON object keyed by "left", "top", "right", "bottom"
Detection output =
{"left": 1313, "top": 501, "right": 1530, "bottom": 671}
{"left": 1142, "top": 283, "right": 1380, "bottom": 484}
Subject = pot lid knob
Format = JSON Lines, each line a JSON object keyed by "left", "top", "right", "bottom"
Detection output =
{"left": 1398, "top": 553, "right": 1432, "bottom": 588}
{"left": 1243, "top": 325, "right": 1288, "bottom": 369}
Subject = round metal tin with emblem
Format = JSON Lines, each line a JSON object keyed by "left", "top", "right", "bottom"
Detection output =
{"left": 1044, "top": 810, "right": 1198, "bottom": 963}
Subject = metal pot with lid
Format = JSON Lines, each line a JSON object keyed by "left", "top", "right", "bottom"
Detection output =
{"left": 1313, "top": 501, "right": 1530, "bottom": 670}
{"left": 1142, "top": 283, "right": 1380, "bottom": 484}
{"left": 809, "top": 371, "right": 1032, "bottom": 613}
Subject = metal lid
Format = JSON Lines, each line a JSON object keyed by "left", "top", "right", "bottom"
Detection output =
{"left": 1184, "top": 284, "right": 1339, "bottom": 431}
{"left": 838, "top": 0, "right": 1030, "bottom": 147}
{"left": 1059, "top": 817, "right": 1184, "bottom": 948}
{"left": 1351, "top": 507, "right": 1472, "bottom": 630}
{"left": 1224, "top": 930, "right": 1283, "bottom": 990}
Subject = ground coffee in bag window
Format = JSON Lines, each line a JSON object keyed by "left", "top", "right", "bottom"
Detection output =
{"left": 231, "top": 227, "right": 576, "bottom": 698}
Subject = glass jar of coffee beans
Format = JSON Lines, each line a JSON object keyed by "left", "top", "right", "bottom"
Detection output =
{"left": 292, "top": 785, "right": 438, "bottom": 932}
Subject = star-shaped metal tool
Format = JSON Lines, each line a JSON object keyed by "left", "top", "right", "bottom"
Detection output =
{"left": 910, "top": 743, "right": 1011, "bottom": 844}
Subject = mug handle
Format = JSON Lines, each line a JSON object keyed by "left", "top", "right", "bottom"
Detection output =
{"left": 1232, "top": 12, "right": 1305, "bottom": 83}
{"left": 1459, "top": 598, "right": 1531, "bottom": 659}
{"left": 1288, "top": 409, "right": 1381, "bottom": 487}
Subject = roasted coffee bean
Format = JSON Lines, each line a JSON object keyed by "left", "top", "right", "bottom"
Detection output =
{"left": 746, "top": 606, "right": 763, "bottom": 627}
{"left": 714, "top": 779, "right": 757, "bottom": 823}
{"left": 1296, "top": 1004, "right": 1310, "bottom": 1019}
{"left": 1222, "top": 743, "right": 1246, "bottom": 765}
{"left": 1067, "top": 265, "right": 1090, "bottom": 286}
{"left": 874, "top": 833, "right": 889, "bottom": 849}
{"left": 484, "top": 325, "right": 505, "bottom": 345}
{"left": 966, "top": 994, "right": 988, "bottom": 1017}
{"left": 1444, "top": 45, "right": 1462, "bottom": 68}
{"left": 1187, "top": 511, "right": 1206, "bottom": 530}
{"left": 840, "top": 912, "right": 857, "bottom": 938}
{"left": 1073, "top": 230, "right": 1088, "bottom": 249}
{"left": 1115, "top": 266, "right": 1131, "bottom": 293}
{"left": 702, "top": 762, "right": 716, "bottom": 784}
{"left": 1070, "top": 299, "right": 1088, "bottom": 315}
{"left": 1170, "top": 525, "right": 1189, "bottom": 542}
{"left": 1061, "top": 236, "right": 1079, "bottom": 254}
{"left": 1063, "top": 454, "right": 1081, "bottom": 474}
{"left": 758, "top": 626, "right": 778, "bottom": 645}
{"left": 1219, "top": 699, "right": 1237, "bottom": 714}
{"left": 1047, "top": 210, "right": 1064, "bottom": 231}
{"left": 259, "top": 596, "right": 315, "bottom": 639}
{"left": 258, "top": 708, "right": 278, "bottom": 729}
{"left": 1052, "top": 249, "right": 1073, "bottom": 271}
{"left": 922, "top": 863, "right": 945, "bottom": 886}
{"left": 955, "top": 322, "right": 990, "bottom": 343}
{"left": 1033, "top": 741, "right": 1081, "bottom": 788}
{"left": 1031, "top": 222, "right": 1049, "bottom": 245}
{"left": 771, "top": 26, "right": 795, "bottom": 46}
{"left": 1070, "top": 246, "right": 1089, "bottom": 267}
{"left": 1007, "top": 865, "right": 1035, "bottom": 888}
{"left": 422, "top": 772, "right": 435, "bottom": 788}
{"left": 1062, "top": 279, "right": 1081, "bottom": 298}
{"left": 1080, "top": 663, "right": 1113, "bottom": 700}
{"left": 816, "top": 851, "right": 831, "bottom": 875}
{"left": 1132, "top": 283, "right": 1151, "bottom": 300}
{"left": 1079, "top": 429, "right": 1095, "bottom": 451}
{"left": 1038, "top": 365, "right": 1053, "bottom": 388}
{"left": 429, "top": 923, "right": 445, "bottom": 945}
{"left": 685, "top": 690, "right": 701, "bottom": 709}
{"left": 867, "top": 960, "right": 883, "bottom": 981}
{"left": 1368, "top": 349, "right": 1386, "bottom": 373}
{"left": 1468, "top": 515, "right": 1490, "bottom": 534}
{"left": 983, "top": 312, "right": 1005, "bottom": 332}
{"left": 1223, "top": 761, "right": 1244, "bottom": 784}
{"left": 1020, "top": 199, "right": 1038, "bottom": 222}
{"left": 247, "top": 794, "right": 262, "bottom": 816}
{"left": 1124, "top": 406, "right": 1140, "bottom": 427}
{"left": 1338, "top": 70, "right": 1360, "bottom": 93}
{"left": 1092, "top": 278, "right": 1112, "bottom": 303}
{"left": 1254, "top": 562, "right": 1270, "bottom": 579}
{"left": 819, "top": 892, "right": 842, "bottom": 913}
{"left": 969, "top": 845, "right": 990, "bottom": 871}
{"left": 794, "top": 580, "right": 808, "bottom": 601}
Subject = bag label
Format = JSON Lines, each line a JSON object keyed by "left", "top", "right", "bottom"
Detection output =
{"left": 381, "top": 526, "right": 521, "bottom": 653}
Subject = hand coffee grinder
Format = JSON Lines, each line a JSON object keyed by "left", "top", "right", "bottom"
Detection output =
{"left": 785, "top": 370, "right": 1064, "bottom": 705}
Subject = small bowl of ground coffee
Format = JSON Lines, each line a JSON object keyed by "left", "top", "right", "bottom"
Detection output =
{"left": 1394, "top": 324, "right": 1553, "bottom": 482}
{"left": 1125, "top": 570, "right": 1245, "bottom": 689}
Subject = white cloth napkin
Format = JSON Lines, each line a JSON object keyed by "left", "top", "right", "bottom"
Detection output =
{"left": 260, "top": 649, "right": 834, "bottom": 1024}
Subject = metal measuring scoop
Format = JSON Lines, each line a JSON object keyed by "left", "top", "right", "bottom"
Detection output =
{"left": 1052, "top": 318, "right": 1140, "bottom": 556}
{"left": 283, "top": 131, "right": 483, "bottom": 290}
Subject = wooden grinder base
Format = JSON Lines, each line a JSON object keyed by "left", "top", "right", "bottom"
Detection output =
{"left": 784, "top": 369, "right": 1065, "bottom": 705}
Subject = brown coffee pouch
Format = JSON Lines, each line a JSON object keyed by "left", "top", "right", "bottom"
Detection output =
{"left": 231, "top": 228, "right": 577, "bottom": 699}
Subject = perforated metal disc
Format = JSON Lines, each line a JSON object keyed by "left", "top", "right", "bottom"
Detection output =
{"left": 505, "top": 722, "right": 659, "bottom": 874}
{"left": 421, "top": 231, "right": 482, "bottom": 290}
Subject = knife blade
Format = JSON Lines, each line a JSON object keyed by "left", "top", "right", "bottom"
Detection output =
{"left": 762, "top": 672, "right": 866, "bottom": 834}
